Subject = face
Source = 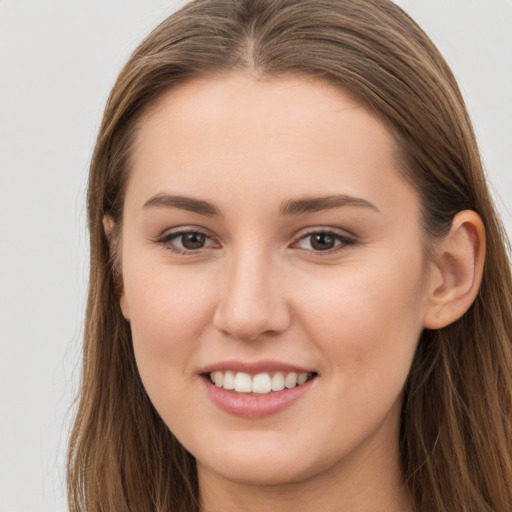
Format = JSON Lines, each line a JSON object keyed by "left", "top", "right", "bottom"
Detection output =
{"left": 118, "top": 73, "right": 432, "bottom": 493}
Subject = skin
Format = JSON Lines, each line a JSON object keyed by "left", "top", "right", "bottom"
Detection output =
{"left": 113, "top": 73, "right": 484, "bottom": 512}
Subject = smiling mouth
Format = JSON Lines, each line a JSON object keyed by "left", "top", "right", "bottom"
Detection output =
{"left": 205, "top": 371, "right": 317, "bottom": 395}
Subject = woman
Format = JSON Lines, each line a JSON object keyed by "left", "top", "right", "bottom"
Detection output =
{"left": 67, "top": 0, "right": 512, "bottom": 510}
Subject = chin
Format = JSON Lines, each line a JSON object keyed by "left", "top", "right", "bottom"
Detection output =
{"left": 200, "top": 454, "right": 319, "bottom": 487}
{"left": 193, "top": 432, "right": 339, "bottom": 489}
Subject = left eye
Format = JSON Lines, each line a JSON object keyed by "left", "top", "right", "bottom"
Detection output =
{"left": 295, "top": 231, "right": 354, "bottom": 252}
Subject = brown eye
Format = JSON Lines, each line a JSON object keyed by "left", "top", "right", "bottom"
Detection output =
{"left": 158, "top": 229, "right": 217, "bottom": 254}
{"left": 310, "top": 233, "right": 336, "bottom": 251}
{"left": 181, "top": 232, "right": 206, "bottom": 250}
{"left": 294, "top": 230, "right": 355, "bottom": 253}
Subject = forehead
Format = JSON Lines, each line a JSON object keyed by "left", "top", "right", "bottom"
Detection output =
{"left": 127, "top": 73, "right": 418, "bottom": 219}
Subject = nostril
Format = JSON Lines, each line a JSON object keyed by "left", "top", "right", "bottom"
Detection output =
{"left": 212, "top": 290, "right": 292, "bottom": 341}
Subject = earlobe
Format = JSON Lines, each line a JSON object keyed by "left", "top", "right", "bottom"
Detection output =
{"left": 119, "top": 293, "right": 131, "bottom": 322}
{"left": 423, "top": 210, "right": 485, "bottom": 329}
{"left": 102, "top": 215, "right": 115, "bottom": 240}
{"left": 102, "top": 215, "right": 130, "bottom": 321}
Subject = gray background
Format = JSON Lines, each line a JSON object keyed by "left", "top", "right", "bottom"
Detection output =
{"left": 0, "top": 1, "right": 510, "bottom": 511}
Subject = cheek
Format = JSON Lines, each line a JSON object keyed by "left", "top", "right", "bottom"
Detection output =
{"left": 292, "top": 262, "right": 424, "bottom": 446}
{"left": 122, "top": 259, "right": 217, "bottom": 391}
{"left": 295, "top": 249, "right": 425, "bottom": 382}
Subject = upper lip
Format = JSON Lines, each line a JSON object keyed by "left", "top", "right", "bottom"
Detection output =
{"left": 200, "top": 359, "right": 315, "bottom": 375}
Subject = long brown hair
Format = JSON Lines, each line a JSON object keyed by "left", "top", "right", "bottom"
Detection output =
{"left": 67, "top": 1, "right": 512, "bottom": 510}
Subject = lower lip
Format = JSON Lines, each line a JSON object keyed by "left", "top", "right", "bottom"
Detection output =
{"left": 202, "top": 376, "right": 315, "bottom": 419}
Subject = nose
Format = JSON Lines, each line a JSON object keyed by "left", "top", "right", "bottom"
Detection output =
{"left": 212, "top": 250, "right": 292, "bottom": 342}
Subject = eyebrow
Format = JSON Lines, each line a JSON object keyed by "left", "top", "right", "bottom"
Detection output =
{"left": 279, "top": 194, "right": 379, "bottom": 215}
{"left": 142, "top": 193, "right": 378, "bottom": 217}
{"left": 143, "top": 193, "right": 222, "bottom": 217}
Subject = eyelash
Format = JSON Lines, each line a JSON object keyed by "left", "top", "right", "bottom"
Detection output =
{"left": 292, "top": 229, "right": 356, "bottom": 253}
{"left": 156, "top": 228, "right": 219, "bottom": 255}
{"left": 156, "top": 228, "right": 356, "bottom": 255}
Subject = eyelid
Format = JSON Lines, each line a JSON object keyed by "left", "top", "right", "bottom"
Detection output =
{"left": 290, "top": 227, "right": 357, "bottom": 253}
{"left": 155, "top": 226, "right": 220, "bottom": 253}
{"left": 152, "top": 225, "right": 357, "bottom": 255}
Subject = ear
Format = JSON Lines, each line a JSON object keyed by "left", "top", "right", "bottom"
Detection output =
{"left": 102, "top": 214, "right": 115, "bottom": 240}
{"left": 423, "top": 210, "right": 485, "bottom": 329}
{"left": 102, "top": 215, "right": 130, "bottom": 321}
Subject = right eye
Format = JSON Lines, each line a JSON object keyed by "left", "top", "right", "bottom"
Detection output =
{"left": 157, "top": 229, "right": 218, "bottom": 254}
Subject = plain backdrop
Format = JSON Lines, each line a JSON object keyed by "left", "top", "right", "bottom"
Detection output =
{"left": 0, "top": 1, "right": 510, "bottom": 511}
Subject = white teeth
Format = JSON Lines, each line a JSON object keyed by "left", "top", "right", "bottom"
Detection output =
{"left": 234, "top": 372, "right": 252, "bottom": 393}
{"left": 271, "top": 372, "right": 285, "bottom": 391}
{"left": 297, "top": 372, "right": 308, "bottom": 385}
{"left": 214, "top": 371, "right": 223, "bottom": 387}
{"left": 252, "top": 373, "right": 272, "bottom": 394}
{"left": 209, "top": 370, "right": 312, "bottom": 394}
{"left": 284, "top": 372, "right": 298, "bottom": 389}
{"left": 223, "top": 370, "right": 235, "bottom": 390}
